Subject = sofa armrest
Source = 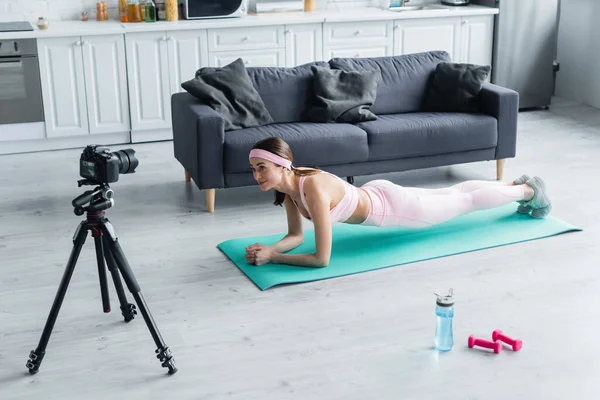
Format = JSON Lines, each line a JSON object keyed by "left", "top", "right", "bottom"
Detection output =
{"left": 172, "top": 92, "right": 225, "bottom": 189}
{"left": 479, "top": 83, "right": 519, "bottom": 159}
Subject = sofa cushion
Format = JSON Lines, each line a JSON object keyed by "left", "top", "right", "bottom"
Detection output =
{"left": 182, "top": 58, "right": 274, "bottom": 131}
{"left": 356, "top": 113, "right": 498, "bottom": 161}
{"left": 422, "top": 62, "right": 491, "bottom": 113}
{"left": 329, "top": 51, "right": 451, "bottom": 115}
{"left": 223, "top": 122, "right": 369, "bottom": 173}
{"left": 196, "top": 61, "right": 330, "bottom": 124}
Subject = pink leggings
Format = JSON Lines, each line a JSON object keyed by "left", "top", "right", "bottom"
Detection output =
{"left": 360, "top": 179, "right": 525, "bottom": 228}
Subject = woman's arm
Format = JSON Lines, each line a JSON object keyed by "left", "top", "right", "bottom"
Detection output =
{"left": 261, "top": 177, "right": 333, "bottom": 268}
{"left": 269, "top": 195, "right": 305, "bottom": 253}
{"left": 247, "top": 195, "right": 304, "bottom": 256}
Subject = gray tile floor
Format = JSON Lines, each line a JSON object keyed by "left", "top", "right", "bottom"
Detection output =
{"left": 0, "top": 97, "right": 598, "bottom": 399}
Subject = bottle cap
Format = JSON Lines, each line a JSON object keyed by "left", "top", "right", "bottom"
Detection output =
{"left": 434, "top": 288, "right": 455, "bottom": 307}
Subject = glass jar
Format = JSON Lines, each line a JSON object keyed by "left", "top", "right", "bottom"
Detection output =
{"left": 119, "top": 0, "right": 128, "bottom": 22}
{"left": 165, "top": 0, "right": 178, "bottom": 21}
{"left": 127, "top": 0, "right": 142, "bottom": 23}
{"left": 145, "top": 0, "right": 157, "bottom": 23}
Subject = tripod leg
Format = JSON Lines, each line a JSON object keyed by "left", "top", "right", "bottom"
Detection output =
{"left": 103, "top": 235, "right": 137, "bottom": 322}
{"left": 92, "top": 229, "right": 111, "bottom": 313}
{"left": 26, "top": 221, "right": 89, "bottom": 375}
{"left": 100, "top": 221, "right": 177, "bottom": 375}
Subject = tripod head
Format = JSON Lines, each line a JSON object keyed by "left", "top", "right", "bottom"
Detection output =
{"left": 72, "top": 179, "right": 114, "bottom": 216}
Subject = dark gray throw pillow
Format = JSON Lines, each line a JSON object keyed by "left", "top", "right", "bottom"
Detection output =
{"left": 308, "top": 66, "right": 381, "bottom": 123}
{"left": 181, "top": 58, "right": 273, "bottom": 131}
{"left": 422, "top": 62, "right": 491, "bottom": 113}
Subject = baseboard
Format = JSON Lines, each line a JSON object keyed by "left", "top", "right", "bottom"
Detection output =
{"left": 131, "top": 128, "right": 173, "bottom": 143}
{"left": 0, "top": 132, "right": 131, "bottom": 155}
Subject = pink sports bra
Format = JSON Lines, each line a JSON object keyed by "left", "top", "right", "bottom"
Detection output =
{"left": 295, "top": 171, "right": 360, "bottom": 224}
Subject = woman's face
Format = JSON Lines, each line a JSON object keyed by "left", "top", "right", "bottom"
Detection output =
{"left": 250, "top": 158, "right": 283, "bottom": 191}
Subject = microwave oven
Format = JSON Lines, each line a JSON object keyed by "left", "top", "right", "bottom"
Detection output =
{"left": 180, "top": 0, "right": 248, "bottom": 19}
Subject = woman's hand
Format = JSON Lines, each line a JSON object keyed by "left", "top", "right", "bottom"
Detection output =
{"left": 245, "top": 243, "right": 274, "bottom": 266}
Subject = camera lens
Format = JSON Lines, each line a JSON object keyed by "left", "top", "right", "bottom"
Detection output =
{"left": 113, "top": 149, "right": 139, "bottom": 175}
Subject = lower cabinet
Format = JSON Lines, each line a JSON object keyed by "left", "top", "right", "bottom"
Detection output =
{"left": 125, "top": 30, "right": 209, "bottom": 141}
{"left": 37, "top": 34, "right": 129, "bottom": 139}
{"left": 393, "top": 15, "right": 494, "bottom": 65}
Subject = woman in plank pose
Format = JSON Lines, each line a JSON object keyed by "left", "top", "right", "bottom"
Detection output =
{"left": 246, "top": 137, "right": 551, "bottom": 268}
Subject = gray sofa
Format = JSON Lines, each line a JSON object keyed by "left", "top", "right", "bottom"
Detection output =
{"left": 172, "top": 51, "right": 519, "bottom": 212}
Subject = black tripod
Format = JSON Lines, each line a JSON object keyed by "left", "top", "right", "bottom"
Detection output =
{"left": 26, "top": 180, "right": 177, "bottom": 375}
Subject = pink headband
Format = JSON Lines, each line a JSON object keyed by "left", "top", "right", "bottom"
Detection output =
{"left": 249, "top": 148, "right": 292, "bottom": 170}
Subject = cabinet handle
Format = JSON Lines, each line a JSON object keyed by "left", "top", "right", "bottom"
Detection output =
{"left": 83, "top": 40, "right": 89, "bottom": 45}
{"left": 462, "top": 20, "right": 467, "bottom": 25}
{"left": 161, "top": 36, "right": 167, "bottom": 41}
{"left": 284, "top": 29, "right": 290, "bottom": 34}
{"left": 394, "top": 24, "right": 399, "bottom": 29}
{"left": 75, "top": 40, "right": 82, "bottom": 46}
{"left": 354, "top": 53, "right": 360, "bottom": 58}
{"left": 354, "top": 30, "right": 362, "bottom": 35}
{"left": 242, "top": 36, "right": 249, "bottom": 41}
{"left": 169, "top": 36, "right": 175, "bottom": 41}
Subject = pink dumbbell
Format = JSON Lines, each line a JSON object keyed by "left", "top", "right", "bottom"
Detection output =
{"left": 468, "top": 334, "right": 502, "bottom": 354}
{"left": 492, "top": 329, "right": 523, "bottom": 351}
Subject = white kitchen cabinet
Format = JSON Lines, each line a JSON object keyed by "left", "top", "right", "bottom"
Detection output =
{"left": 125, "top": 30, "right": 208, "bottom": 141}
{"left": 393, "top": 15, "right": 494, "bottom": 67}
{"left": 81, "top": 34, "right": 130, "bottom": 135}
{"left": 38, "top": 34, "right": 129, "bottom": 139}
{"left": 393, "top": 17, "right": 462, "bottom": 61}
{"left": 285, "top": 23, "right": 323, "bottom": 67}
{"left": 323, "top": 21, "right": 394, "bottom": 59}
{"left": 209, "top": 48, "right": 285, "bottom": 68}
{"left": 37, "top": 37, "right": 88, "bottom": 138}
{"left": 460, "top": 15, "right": 494, "bottom": 67}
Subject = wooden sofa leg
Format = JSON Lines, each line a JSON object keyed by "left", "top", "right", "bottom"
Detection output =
{"left": 205, "top": 189, "right": 215, "bottom": 213}
{"left": 496, "top": 159, "right": 505, "bottom": 181}
{"left": 184, "top": 169, "right": 191, "bottom": 183}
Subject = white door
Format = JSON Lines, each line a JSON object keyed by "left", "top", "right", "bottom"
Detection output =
{"left": 285, "top": 23, "right": 323, "bottom": 67}
{"left": 81, "top": 34, "right": 130, "bottom": 135}
{"left": 125, "top": 31, "right": 171, "bottom": 131}
{"left": 461, "top": 15, "right": 494, "bottom": 67}
{"left": 166, "top": 30, "right": 209, "bottom": 96}
{"left": 209, "top": 49, "right": 286, "bottom": 68}
{"left": 37, "top": 37, "right": 88, "bottom": 138}
{"left": 394, "top": 17, "right": 462, "bottom": 61}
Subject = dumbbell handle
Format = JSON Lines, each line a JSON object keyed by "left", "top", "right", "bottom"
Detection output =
{"left": 468, "top": 335, "right": 502, "bottom": 353}
{"left": 492, "top": 329, "right": 523, "bottom": 351}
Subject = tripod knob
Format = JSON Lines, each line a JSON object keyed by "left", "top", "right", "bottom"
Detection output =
{"left": 74, "top": 207, "right": 85, "bottom": 216}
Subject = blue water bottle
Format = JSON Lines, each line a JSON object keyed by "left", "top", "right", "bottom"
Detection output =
{"left": 434, "top": 288, "right": 455, "bottom": 352}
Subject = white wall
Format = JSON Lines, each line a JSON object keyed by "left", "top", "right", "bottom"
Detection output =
{"left": 0, "top": 0, "right": 436, "bottom": 22}
{"left": 555, "top": 0, "right": 600, "bottom": 108}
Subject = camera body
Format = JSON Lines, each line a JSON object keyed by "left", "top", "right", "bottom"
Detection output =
{"left": 79, "top": 145, "right": 138, "bottom": 184}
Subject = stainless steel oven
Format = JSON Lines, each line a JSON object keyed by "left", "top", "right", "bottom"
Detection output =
{"left": 0, "top": 38, "right": 44, "bottom": 125}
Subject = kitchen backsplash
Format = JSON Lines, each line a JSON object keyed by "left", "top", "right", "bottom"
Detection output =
{"left": 0, "top": 0, "right": 437, "bottom": 22}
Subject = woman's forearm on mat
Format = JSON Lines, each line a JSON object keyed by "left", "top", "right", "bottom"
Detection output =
{"left": 270, "top": 252, "right": 328, "bottom": 268}
{"left": 268, "top": 234, "right": 303, "bottom": 253}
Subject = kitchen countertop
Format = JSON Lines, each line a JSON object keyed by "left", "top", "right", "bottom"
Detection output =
{"left": 0, "top": 5, "right": 498, "bottom": 40}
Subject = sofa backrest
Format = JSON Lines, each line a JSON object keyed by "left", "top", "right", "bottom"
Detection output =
{"left": 245, "top": 61, "right": 330, "bottom": 123}
{"left": 328, "top": 51, "right": 451, "bottom": 115}
{"left": 196, "top": 61, "right": 330, "bottom": 124}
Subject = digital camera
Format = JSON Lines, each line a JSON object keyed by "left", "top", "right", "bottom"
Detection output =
{"left": 79, "top": 145, "right": 138, "bottom": 184}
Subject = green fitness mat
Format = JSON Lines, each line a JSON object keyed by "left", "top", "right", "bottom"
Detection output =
{"left": 217, "top": 203, "right": 581, "bottom": 290}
